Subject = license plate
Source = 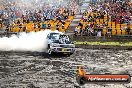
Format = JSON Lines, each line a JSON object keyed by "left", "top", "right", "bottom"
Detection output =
{"left": 62, "top": 48, "right": 67, "bottom": 52}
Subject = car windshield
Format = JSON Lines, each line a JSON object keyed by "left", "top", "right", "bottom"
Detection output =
{"left": 59, "top": 35, "right": 72, "bottom": 44}
{"left": 50, "top": 33, "right": 60, "bottom": 40}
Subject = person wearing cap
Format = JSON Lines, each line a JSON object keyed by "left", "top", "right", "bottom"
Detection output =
{"left": 42, "top": 22, "right": 46, "bottom": 29}
{"left": 107, "top": 27, "right": 112, "bottom": 37}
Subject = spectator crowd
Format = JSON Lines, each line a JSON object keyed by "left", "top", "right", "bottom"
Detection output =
{"left": 75, "top": 0, "right": 132, "bottom": 37}
{"left": 0, "top": 0, "right": 79, "bottom": 33}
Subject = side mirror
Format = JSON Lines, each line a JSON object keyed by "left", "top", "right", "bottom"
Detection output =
{"left": 47, "top": 34, "right": 50, "bottom": 39}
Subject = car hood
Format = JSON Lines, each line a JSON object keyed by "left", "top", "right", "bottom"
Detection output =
{"left": 51, "top": 40, "right": 73, "bottom": 44}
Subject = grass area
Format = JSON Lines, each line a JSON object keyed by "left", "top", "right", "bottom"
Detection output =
{"left": 69, "top": 35, "right": 132, "bottom": 42}
{"left": 75, "top": 42, "right": 132, "bottom": 46}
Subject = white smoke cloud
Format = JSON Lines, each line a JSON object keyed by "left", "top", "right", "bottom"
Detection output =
{"left": 0, "top": 30, "right": 62, "bottom": 52}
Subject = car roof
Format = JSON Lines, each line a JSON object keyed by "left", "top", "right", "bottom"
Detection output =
{"left": 49, "top": 33, "right": 67, "bottom": 36}
{"left": 51, "top": 32, "right": 59, "bottom": 34}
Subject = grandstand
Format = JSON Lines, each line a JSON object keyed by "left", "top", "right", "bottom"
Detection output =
{"left": 0, "top": 0, "right": 77, "bottom": 34}
{"left": 77, "top": 12, "right": 132, "bottom": 36}
{"left": 73, "top": 0, "right": 132, "bottom": 37}
{"left": 0, "top": 0, "right": 132, "bottom": 37}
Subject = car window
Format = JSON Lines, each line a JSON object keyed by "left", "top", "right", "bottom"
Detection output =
{"left": 60, "top": 35, "right": 69, "bottom": 41}
{"left": 50, "top": 33, "right": 59, "bottom": 40}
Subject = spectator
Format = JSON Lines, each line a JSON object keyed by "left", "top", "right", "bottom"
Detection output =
{"left": 79, "top": 22, "right": 83, "bottom": 28}
{"left": 107, "top": 27, "right": 112, "bottom": 37}
{"left": 56, "top": 24, "right": 59, "bottom": 31}
{"left": 35, "top": 23, "right": 38, "bottom": 29}
{"left": 84, "top": 24, "right": 90, "bottom": 36}
{"left": 17, "top": 20, "right": 20, "bottom": 24}
{"left": 61, "top": 20, "right": 65, "bottom": 29}
{"left": 126, "top": 26, "right": 131, "bottom": 35}
{"left": 80, "top": 27, "right": 83, "bottom": 36}
{"left": 89, "top": 26, "right": 93, "bottom": 36}
{"left": 42, "top": 22, "right": 46, "bottom": 29}
{"left": 6, "top": 25, "right": 9, "bottom": 32}
{"left": 37, "top": 23, "right": 41, "bottom": 29}
{"left": 97, "top": 31, "right": 102, "bottom": 37}
{"left": 74, "top": 26, "right": 79, "bottom": 36}
{"left": 23, "top": 26, "right": 27, "bottom": 32}
{"left": 19, "top": 22, "right": 22, "bottom": 30}
{"left": 47, "top": 23, "right": 51, "bottom": 29}
{"left": 97, "top": 25, "right": 103, "bottom": 37}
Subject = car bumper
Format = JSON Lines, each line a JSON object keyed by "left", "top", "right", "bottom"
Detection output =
{"left": 50, "top": 47, "right": 75, "bottom": 53}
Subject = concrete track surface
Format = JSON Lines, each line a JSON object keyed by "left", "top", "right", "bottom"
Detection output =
{"left": 0, "top": 49, "right": 132, "bottom": 88}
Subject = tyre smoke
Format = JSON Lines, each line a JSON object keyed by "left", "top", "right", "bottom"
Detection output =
{"left": 0, "top": 30, "right": 62, "bottom": 52}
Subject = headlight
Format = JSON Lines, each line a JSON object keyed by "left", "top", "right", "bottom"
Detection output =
{"left": 51, "top": 43, "right": 60, "bottom": 47}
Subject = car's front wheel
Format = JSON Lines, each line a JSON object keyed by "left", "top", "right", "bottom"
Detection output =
{"left": 47, "top": 48, "right": 52, "bottom": 55}
{"left": 65, "top": 52, "right": 73, "bottom": 56}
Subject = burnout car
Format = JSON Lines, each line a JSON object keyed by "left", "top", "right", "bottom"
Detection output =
{"left": 46, "top": 33, "right": 75, "bottom": 55}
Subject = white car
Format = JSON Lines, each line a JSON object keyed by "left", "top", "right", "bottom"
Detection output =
{"left": 46, "top": 33, "right": 75, "bottom": 55}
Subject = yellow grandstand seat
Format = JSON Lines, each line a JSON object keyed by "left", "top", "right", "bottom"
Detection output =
{"left": 100, "top": 19, "right": 103, "bottom": 24}
{"left": 12, "top": 27, "right": 17, "bottom": 32}
{"left": 83, "top": 22, "right": 87, "bottom": 29}
{"left": 50, "top": 24, "right": 55, "bottom": 31}
{"left": 121, "top": 24, "right": 127, "bottom": 27}
{"left": 108, "top": 22, "right": 111, "bottom": 27}
{"left": 40, "top": 22, "right": 42, "bottom": 28}
{"left": 26, "top": 23, "right": 33, "bottom": 32}
{"left": 12, "top": 27, "right": 15, "bottom": 32}
{"left": 104, "top": 18, "right": 107, "bottom": 22}
{"left": 112, "top": 26, "right": 115, "bottom": 29}
{"left": 88, "top": 22, "right": 93, "bottom": 24}
{"left": 116, "top": 24, "right": 120, "bottom": 27}
{"left": 80, "top": 20, "right": 83, "bottom": 23}
{"left": 122, "top": 29, "right": 126, "bottom": 35}
{"left": 112, "top": 22, "right": 115, "bottom": 26}
{"left": 130, "top": 30, "right": 132, "bottom": 34}
{"left": 130, "top": 24, "right": 132, "bottom": 29}
{"left": 34, "top": 28, "right": 40, "bottom": 32}
{"left": 104, "top": 15, "right": 107, "bottom": 19}
{"left": 102, "top": 29, "right": 107, "bottom": 35}
{"left": 69, "top": 16, "right": 74, "bottom": 21}
{"left": 116, "top": 29, "right": 121, "bottom": 35}
{"left": 15, "top": 27, "right": 20, "bottom": 32}
{"left": 59, "top": 27, "right": 65, "bottom": 33}
{"left": 116, "top": 27, "right": 121, "bottom": 31}
{"left": 116, "top": 24, "right": 121, "bottom": 30}
{"left": 121, "top": 24, "right": 127, "bottom": 30}
{"left": 112, "top": 29, "right": 116, "bottom": 35}
{"left": 19, "top": 28, "right": 23, "bottom": 32}
{"left": 96, "top": 19, "right": 99, "bottom": 22}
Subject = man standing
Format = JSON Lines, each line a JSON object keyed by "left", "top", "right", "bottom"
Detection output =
{"left": 126, "top": 25, "right": 131, "bottom": 35}
{"left": 107, "top": 27, "right": 112, "bottom": 37}
{"left": 74, "top": 26, "right": 79, "bottom": 36}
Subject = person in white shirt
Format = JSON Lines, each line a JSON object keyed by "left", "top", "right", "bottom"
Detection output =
{"left": 74, "top": 26, "right": 79, "bottom": 36}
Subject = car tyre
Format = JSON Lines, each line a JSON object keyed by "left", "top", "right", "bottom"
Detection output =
{"left": 66, "top": 53, "right": 73, "bottom": 56}
{"left": 48, "top": 48, "right": 52, "bottom": 55}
